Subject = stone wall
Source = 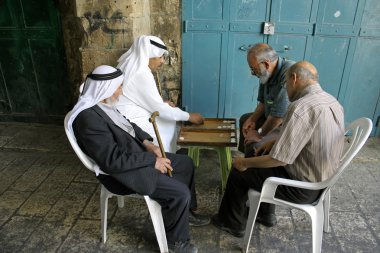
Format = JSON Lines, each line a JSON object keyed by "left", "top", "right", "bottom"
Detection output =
{"left": 59, "top": 0, "right": 182, "bottom": 106}
{"left": 150, "top": 0, "right": 182, "bottom": 105}
{"left": 58, "top": 0, "right": 85, "bottom": 108}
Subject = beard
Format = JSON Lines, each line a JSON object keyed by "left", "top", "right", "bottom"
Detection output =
{"left": 106, "top": 97, "right": 118, "bottom": 107}
{"left": 258, "top": 64, "right": 271, "bottom": 84}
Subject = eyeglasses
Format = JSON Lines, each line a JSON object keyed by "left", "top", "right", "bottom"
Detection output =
{"left": 249, "top": 62, "right": 265, "bottom": 76}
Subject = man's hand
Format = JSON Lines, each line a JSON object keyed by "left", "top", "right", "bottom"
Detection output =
{"left": 255, "top": 139, "right": 276, "bottom": 156}
{"left": 188, "top": 113, "right": 204, "bottom": 125}
{"left": 244, "top": 129, "right": 262, "bottom": 145}
{"left": 242, "top": 119, "right": 255, "bottom": 138}
{"left": 144, "top": 141, "right": 162, "bottom": 157}
{"left": 155, "top": 157, "right": 173, "bottom": 174}
{"left": 233, "top": 157, "right": 247, "bottom": 172}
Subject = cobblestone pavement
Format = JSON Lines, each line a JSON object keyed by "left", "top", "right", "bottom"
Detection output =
{"left": 0, "top": 122, "right": 379, "bottom": 253}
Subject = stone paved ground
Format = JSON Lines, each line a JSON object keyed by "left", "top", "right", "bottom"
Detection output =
{"left": 0, "top": 122, "right": 379, "bottom": 253}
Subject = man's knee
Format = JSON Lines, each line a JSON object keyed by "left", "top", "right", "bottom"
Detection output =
{"left": 228, "top": 169, "right": 245, "bottom": 185}
{"left": 175, "top": 183, "right": 191, "bottom": 207}
{"left": 175, "top": 154, "right": 195, "bottom": 172}
{"left": 239, "top": 112, "right": 252, "bottom": 127}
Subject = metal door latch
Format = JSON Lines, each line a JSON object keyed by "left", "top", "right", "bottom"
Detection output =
{"left": 263, "top": 22, "right": 275, "bottom": 35}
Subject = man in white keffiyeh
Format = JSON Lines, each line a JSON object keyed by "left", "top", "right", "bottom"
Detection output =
{"left": 116, "top": 35, "right": 204, "bottom": 153}
{"left": 70, "top": 65, "right": 209, "bottom": 253}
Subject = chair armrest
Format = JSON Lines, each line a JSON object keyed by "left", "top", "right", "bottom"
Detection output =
{"left": 260, "top": 177, "right": 327, "bottom": 201}
{"left": 265, "top": 177, "right": 326, "bottom": 190}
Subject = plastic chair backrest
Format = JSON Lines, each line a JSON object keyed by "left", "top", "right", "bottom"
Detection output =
{"left": 318, "top": 117, "right": 372, "bottom": 200}
{"left": 64, "top": 112, "right": 100, "bottom": 173}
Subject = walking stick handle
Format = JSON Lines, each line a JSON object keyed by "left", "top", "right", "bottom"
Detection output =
{"left": 149, "top": 111, "right": 172, "bottom": 177}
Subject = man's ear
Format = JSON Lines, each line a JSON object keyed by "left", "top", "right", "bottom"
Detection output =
{"left": 291, "top": 73, "right": 297, "bottom": 86}
{"left": 263, "top": 60, "right": 270, "bottom": 70}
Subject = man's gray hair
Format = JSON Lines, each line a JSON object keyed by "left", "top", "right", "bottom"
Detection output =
{"left": 248, "top": 44, "right": 278, "bottom": 62}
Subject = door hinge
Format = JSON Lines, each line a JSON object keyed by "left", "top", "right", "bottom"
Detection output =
{"left": 183, "top": 20, "right": 188, "bottom": 33}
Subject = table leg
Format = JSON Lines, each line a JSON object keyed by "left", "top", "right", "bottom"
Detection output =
{"left": 188, "top": 147, "right": 200, "bottom": 167}
{"left": 215, "top": 147, "right": 232, "bottom": 191}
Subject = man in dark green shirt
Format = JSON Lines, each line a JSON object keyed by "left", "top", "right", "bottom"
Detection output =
{"left": 239, "top": 43, "right": 295, "bottom": 157}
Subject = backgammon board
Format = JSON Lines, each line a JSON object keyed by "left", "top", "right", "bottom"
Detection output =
{"left": 177, "top": 118, "right": 237, "bottom": 147}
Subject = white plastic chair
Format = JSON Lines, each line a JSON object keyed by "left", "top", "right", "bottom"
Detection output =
{"left": 64, "top": 113, "right": 168, "bottom": 253}
{"left": 242, "top": 117, "right": 373, "bottom": 253}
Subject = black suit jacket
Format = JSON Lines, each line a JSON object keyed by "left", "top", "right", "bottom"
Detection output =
{"left": 73, "top": 105, "right": 160, "bottom": 195}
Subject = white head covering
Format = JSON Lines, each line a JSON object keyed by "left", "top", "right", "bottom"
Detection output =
{"left": 116, "top": 35, "right": 168, "bottom": 92}
{"left": 67, "top": 65, "right": 124, "bottom": 136}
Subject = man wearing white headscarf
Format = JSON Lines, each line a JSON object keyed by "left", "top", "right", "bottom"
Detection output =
{"left": 69, "top": 65, "right": 208, "bottom": 253}
{"left": 116, "top": 35, "right": 204, "bottom": 153}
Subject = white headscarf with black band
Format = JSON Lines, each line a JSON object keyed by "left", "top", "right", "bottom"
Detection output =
{"left": 117, "top": 35, "right": 168, "bottom": 92}
{"left": 67, "top": 65, "right": 124, "bottom": 137}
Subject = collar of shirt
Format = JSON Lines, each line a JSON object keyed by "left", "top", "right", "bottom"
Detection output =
{"left": 264, "top": 57, "right": 283, "bottom": 86}
{"left": 293, "top": 83, "right": 323, "bottom": 101}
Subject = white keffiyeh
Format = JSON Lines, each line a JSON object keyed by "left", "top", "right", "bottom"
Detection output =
{"left": 117, "top": 35, "right": 168, "bottom": 88}
{"left": 67, "top": 65, "right": 124, "bottom": 137}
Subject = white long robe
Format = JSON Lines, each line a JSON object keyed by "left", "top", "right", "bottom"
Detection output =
{"left": 115, "top": 67, "right": 189, "bottom": 153}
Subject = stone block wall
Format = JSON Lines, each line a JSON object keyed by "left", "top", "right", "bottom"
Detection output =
{"left": 60, "top": 0, "right": 182, "bottom": 106}
{"left": 150, "top": 0, "right": 182, "bottom": 104}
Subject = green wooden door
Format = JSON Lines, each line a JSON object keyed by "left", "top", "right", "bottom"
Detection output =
{"left": 0, "top": 0, "right": 68, "bottom": 123}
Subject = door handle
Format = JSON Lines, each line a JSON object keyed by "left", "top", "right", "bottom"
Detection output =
{"left": 277, "top": 45, "right": 292, "bottom": 53}
{"left": 239, "top": 44, "right": 254, "bottom": 51}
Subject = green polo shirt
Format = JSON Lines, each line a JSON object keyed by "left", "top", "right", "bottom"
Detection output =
{"left": 257, "top": 57, "right": 294, "bottom": 118}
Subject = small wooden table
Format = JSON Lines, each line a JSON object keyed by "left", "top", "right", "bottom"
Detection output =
{"left": 177, "top": 118, "right": 237, "bottom": 190}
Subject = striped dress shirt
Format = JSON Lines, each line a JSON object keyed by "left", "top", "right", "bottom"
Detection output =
{"left": 270, "top": 83, "right": 345, "bottom": 182}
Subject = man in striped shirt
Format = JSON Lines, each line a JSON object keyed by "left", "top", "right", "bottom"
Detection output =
{"left": 212, "top": 61, "right": 345, "bottom": 237}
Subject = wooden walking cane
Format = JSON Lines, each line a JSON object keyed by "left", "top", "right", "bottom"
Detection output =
{"left": 149, "top": 111, "right": 172, "bottom": 177}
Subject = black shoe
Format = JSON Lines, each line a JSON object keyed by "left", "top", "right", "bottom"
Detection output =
{"left": 169, "top": 241, "right": 198, "bottom": 253}
{"left": 189, "top": 211, "right": 210, "bottom": 227}
{"left": 256, "top": 214, "right": 277, "bottom": 227}
{"left": 211, "top": 214, "right": 244, "bottom": 238}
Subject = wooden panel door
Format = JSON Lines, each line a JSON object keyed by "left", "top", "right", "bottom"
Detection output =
{"left": 182, "top": 0, "right": 229, "bottom": 117}
{"left": 223, "top": 0, "right": 270, "bottom": 118}
{"left": 0, "top": 0, "right": 68, "bottom": 123}
{"left": 268, "top": 0, "right": 319, "bottom": 61}
{"left": 342, "top": 0, "right": 380, "bottom": 135}
{"left": 310, "top": 0, "right": 365, "bottom": 100}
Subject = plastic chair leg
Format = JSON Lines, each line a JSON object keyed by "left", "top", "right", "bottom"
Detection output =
{"left": 100, "top": 185, "right": 109, "bottom": 243}
{"left": 144, "top": 196, "right": 168, "bottom": 253}
{"left": 242, "top": 190, "right": 261, "bottom": 253}
{"left": 323, "top": 190, "right": 330, "bottom": 232}
{"left": 310, "top": 205, "right": 324, "bottom": 253}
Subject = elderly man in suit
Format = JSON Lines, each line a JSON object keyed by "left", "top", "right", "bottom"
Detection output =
{"left": 67, "top": 65, "right": 209, "bottom": 253}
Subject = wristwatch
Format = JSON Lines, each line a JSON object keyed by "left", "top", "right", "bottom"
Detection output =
{"left": 257, "top": 128, "right": 263, "bottom": 135}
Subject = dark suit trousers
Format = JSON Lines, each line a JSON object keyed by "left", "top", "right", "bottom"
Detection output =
{"left": 217, "top": 167, "right": 321, "bottom": 231}
{"left": 149, "top": 153, "right": 196, "bottom": 244}
{"left": 98, "top": 153, "right": 196, "bottom": 244}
